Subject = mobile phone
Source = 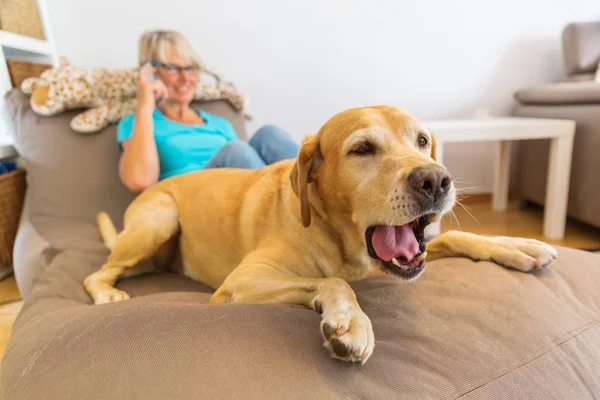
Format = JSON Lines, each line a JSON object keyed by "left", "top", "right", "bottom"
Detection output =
{"left": 142, "top": 62, "right": 157, "bottom": 82}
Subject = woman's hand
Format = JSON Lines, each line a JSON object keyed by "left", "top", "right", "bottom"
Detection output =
{"left": 138, "top": 65, "right": 169, "bottom": 110}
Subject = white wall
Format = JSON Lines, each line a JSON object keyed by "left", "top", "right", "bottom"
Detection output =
{"left": 46, "top": 0, "right": 599, "bottom": 193}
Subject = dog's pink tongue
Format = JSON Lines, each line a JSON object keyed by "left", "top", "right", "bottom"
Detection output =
{"left": 372, "top": 225, "right": 419, "bottom": 262}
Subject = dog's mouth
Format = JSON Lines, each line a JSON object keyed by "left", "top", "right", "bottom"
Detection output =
{"left": 365, "top": 214, "right": 434, "bottom": 279}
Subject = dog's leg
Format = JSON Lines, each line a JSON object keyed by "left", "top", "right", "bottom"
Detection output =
{"left": 210, "top": 260, "right": 374, "bottom": 364}
{"left": 84, "top": 192, "right": 179, "bottom": 304}
{"left": 426, "top": 230, "right": 558, "bottom": 272}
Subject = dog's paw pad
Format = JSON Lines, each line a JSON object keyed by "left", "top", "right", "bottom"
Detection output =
{"left": 95, "top": 289, "right": 130, "bottom": 305}
{"left": 330, "top": 338, "right": 352, "bottom": 358}
{"left": 322, "top": 323, "right": 337, "bottom": 340}
{"left": 320, "top": 310, "right": 374, "bottom": 364}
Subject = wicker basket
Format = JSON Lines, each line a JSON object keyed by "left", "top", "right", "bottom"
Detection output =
{"left": 0, "top": 168, "right": 27, "bottom": 269}
{"left": 7, "top": 59, "right": 50, "bottom": 88}
{"left": 0, "top": 0, "right": 46, "bottom": 40}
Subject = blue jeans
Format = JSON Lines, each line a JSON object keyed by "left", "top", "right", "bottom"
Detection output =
{"left": 203, "top": 125, "right": 299, "bottom": 169}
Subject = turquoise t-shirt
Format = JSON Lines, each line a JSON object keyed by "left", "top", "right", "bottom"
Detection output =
{"left": 117, "top": 109, "right": 237, "bottom": 180}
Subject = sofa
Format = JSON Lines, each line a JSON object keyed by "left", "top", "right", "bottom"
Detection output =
{"left": 513, "top": 20, "right": 600, "bottom": 229}
{"left": 1, "top": 88, "right": 600, "bottom": 399}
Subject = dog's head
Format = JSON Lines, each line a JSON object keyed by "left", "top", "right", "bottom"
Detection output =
{"left": 291, "top": 105, "right": 456, "bottom": 280}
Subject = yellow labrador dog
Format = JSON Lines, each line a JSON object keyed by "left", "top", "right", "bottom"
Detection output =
{"left": 85, "top": 105, "right": 557, "bottom": 364}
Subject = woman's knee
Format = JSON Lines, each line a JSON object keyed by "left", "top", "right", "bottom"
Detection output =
{"left": 221, "top": 140, "right": 254, "bottom": 156}
{"left": 249, "top": 125, "right": 289, "bottom": 146}
{"left": 219, "top": 140, "right": 265, "bottom": 169}
{"left": 249, "top": 125, "right": 299, "bottom": 163}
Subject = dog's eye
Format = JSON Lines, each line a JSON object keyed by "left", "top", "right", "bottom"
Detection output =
{"left": 417, "top": 135, "right": 429, "bottom": 148}
{"left": 350, "top": 142, "right": 376, "bottom": 156}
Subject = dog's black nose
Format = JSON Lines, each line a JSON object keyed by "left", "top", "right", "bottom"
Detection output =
{"left": 408, "top": 165, "right": 451, "bottom": 201}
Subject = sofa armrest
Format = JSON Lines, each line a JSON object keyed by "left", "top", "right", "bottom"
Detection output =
{"left": 514, "top": 81, "right": 600, "bottom": 105}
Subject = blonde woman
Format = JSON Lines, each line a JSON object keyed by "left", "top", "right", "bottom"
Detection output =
{"left": 117, "top": 30, "right": 298, "bottom": 193}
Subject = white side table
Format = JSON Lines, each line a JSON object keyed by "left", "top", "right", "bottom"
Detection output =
{"left": 423, "top": 117, "right": 576, "bottom": 240}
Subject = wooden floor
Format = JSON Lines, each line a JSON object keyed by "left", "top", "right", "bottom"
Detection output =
{"left": 0, "top": 275, "right": 23, "bottom": 361}
{"left": 441, "top": 197, "right": 600, "bottom": 250}
{"left": 0, "top": 275, "right": 20, "bottom": 304}
{"left": 0, "top": 198, "right": 599, "bottom": 362}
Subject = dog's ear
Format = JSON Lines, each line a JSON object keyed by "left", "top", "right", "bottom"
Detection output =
{"left": 290, "top": 135, "right": 322, "bottom": 227}
{"left": 430, "top": 132, "right": 437, "bottom": 162}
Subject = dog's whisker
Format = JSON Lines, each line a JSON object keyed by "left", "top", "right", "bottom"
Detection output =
{"left": 455, "top": 187, "right": 484, "bottom": 193}
{"left": 455, "top": 200, "right": 474, "bottom": 211}
{"left": 384, "top": 219, "right": 395, "bottom": 242}
{"left": 452, "top": 180, "right": 477, "bottom": 186}
{"left": 455, "top": 185, "right": 483, "bottom": 190}
{"left": 448, "top": 209, "right": 461, "bottom": 229}
{"left": 456, "top": 196, "right": 471, "bottom": 204}
{"left": 451, "top": 175, "right": 473, "bottom": 183}
{"left": 384, "top": 212, "right": 400, "bottom": 242}
{"left": 370, "top": 204, "right": 390, "bottom": 213}
{"left": 453, "top": 185, "right": 486, "bottom": 193}
{"left": 455, "top": 200, "right": 480, "bottom": 225}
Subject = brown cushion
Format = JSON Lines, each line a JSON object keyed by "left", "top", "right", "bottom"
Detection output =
{"left": 514, "top": 81, "right": 600, "bottom": 105}
{"left": 4, "top": 89, "right": 248, "bottom": 293}
{"left": 1, "top": 246, "right": 599, "bottom": 399}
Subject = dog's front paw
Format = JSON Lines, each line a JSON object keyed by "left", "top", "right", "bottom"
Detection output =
{"left": 320, "top": 307, "right": 374, "bottom": 364}
{"left": 486, "top": 236, "right": 558, "bottom": 272}
{"left": 94, "top": 289, "right": 130, "bottom": 305}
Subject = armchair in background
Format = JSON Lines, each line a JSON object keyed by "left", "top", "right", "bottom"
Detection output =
{"left": 512, "top": 20, "right": 600, "bottom": 229}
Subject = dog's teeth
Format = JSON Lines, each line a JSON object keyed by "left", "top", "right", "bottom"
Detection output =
{"left": 416, "top": 251, "right": 428, "bottom": 262}
{"left": 392, "top": 258, "right": 401, "bottom": 267}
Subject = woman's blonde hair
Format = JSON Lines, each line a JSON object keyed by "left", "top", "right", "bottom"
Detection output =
{"left": 138, "top": 30, "right": 202, "bottom": 67}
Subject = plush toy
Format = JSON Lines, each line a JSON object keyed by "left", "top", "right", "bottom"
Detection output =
{"left": 21, "top": 57, "right": 250, "bottom": 134}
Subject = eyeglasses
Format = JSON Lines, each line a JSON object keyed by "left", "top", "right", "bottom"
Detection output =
{"left": 151, "top": 60, "right": 200, "bottom": 76}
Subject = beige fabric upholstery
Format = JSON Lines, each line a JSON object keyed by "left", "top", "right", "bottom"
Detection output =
{"left": 562, "top": 21, "right": 600, "bottom": 76}
{"left": 3, "top": 88, "right": 600, "bottom": 399}
{"left": 514, "top": 81, "right": 600, "bottom": 105}
{"left": 565, "top": 72, "right": 596, "bottom": 82}
{"left": 1, "top": 246, "right": 599, "bottom": 399}
{"left": 12, "top": 192, "right": 50, "bottom": 298}
{"left": 3, "top": 89, "right": 248, "bottom": 298}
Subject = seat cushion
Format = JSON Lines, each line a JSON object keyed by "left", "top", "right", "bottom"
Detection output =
{"left": 1, "top": 246, "right": 599, "bottom": 399}
{"left": 514, "top": 81, "right": 600, "bottom": 105}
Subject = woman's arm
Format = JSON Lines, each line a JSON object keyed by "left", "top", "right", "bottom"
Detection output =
{"left": 118, "top": 66, "right": 168, "bottom": 194}
{"left": 118, "top": 107, "right": 159, "bottom": 193}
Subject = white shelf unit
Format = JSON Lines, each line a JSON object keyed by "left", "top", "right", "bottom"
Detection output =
{"left": 0, "top": 0, "right": 58, "bottom": 152}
